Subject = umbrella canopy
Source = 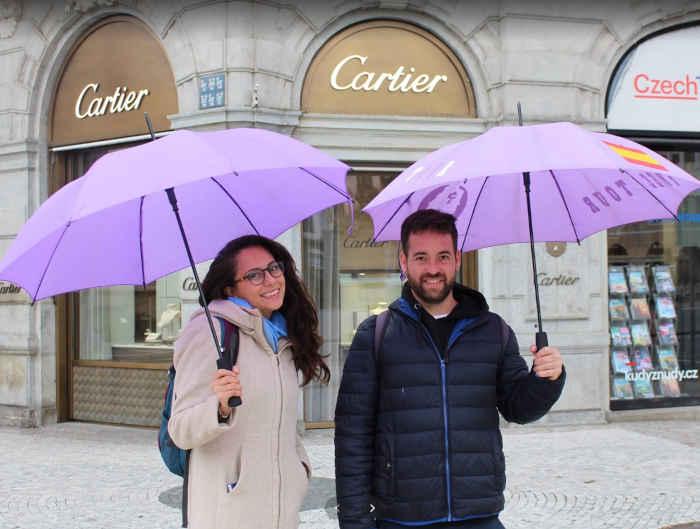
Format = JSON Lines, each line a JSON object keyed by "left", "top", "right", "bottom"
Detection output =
{"left": 363, "top": 120, "right": 700, "bottom": 348}
{"left": 364, "top": 122, "right": 700, "bottom": 251}
{"left": 0, "top": 127, "right": 351, "bottom": 302}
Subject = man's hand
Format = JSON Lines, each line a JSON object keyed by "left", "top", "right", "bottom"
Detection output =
{"left": 530, "top": 345, "right": 563, "bottom": 381}
{"left": 212, "top": 366, "right": 242, "bottom": 417}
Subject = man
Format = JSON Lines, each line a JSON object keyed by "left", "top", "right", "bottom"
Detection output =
{"left": 335, "top": 209, "right": 565, "bottom": 529}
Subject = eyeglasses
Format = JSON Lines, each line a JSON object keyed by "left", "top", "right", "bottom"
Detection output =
{"left": 234, "top": 261, "right": 285, "bottom": 285}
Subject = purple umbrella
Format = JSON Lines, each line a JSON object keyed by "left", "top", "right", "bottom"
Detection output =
{"left": 364, "top": 114, "right": 700, "bottom": 348}
{"left": 0, "top": 125, "right": 351, "bottom": 405}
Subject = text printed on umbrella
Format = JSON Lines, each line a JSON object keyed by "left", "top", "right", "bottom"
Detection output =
{"left": 582, "top": 172, "right": 681, "bottom": 214}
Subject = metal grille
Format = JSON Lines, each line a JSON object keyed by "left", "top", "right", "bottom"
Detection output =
{"left": 72, "top": 366, "right": 167, "bottom": 426}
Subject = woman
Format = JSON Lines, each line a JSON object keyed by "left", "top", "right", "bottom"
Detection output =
{"left": 168, "top": 235, "right": 329, "bottom": 529}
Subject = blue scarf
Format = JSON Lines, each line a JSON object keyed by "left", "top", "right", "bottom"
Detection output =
{"left": 227, "top": 297, "right": 288, "bottom": 352}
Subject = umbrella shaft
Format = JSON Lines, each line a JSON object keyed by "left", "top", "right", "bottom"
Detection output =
{"left": 166, "top": 187, "right": 224, "bottom": 361}
{"left": 523, "top": 172, "right": 544, "bottom": 333}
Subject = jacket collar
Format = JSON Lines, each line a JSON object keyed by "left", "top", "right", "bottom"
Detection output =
{"left": 190, "top": 299, "right": 291, "bottom": 355}
{"left": 392, "top": 282, "right": 489, "bottom": 321}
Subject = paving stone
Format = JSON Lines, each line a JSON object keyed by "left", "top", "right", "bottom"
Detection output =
{"left": 0, "top": 421, "right": 698, "bottom": 529}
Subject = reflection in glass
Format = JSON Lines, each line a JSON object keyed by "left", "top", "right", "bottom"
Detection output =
{"left": 302, "top": 171, "right": 402, "bottom": 423}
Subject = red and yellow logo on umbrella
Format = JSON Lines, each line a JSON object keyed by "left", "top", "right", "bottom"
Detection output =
{"left": 603, "top": 141, "right": 667, "bottom": 171}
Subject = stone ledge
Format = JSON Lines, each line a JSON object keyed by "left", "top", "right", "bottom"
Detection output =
{"left": 0, "top": 404, "right": 37, "bottom": 428}
{"left": 0, "top": 347, "right": 37, "bottom": 356}
{"left": 607, "top": 406, "right": 700, "bottom": 423}
{"left": 169, "top": 107, "right": 302, "bottom": 132}
{"left": 501, "top": 408, "right": 607, "bottom": 428}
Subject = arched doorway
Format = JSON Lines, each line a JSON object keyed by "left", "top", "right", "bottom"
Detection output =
{"left": 50, "top": 16, "right": 178, "bottom": 425}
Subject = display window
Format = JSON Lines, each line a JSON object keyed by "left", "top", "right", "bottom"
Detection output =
{"left": 608, "top": 149, "right": 700, "bottom": 409}
{"left": 302, "top": 171, "right": 402, "bottom": 424}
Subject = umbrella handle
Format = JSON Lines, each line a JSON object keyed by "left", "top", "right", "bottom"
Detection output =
{"left": 216, "top": 358, "right": 243, "bottom": 408}
{"left": 535, "top": 331, "right": 548, "bottom": 351}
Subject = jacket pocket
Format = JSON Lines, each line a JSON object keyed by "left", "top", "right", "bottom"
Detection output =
{"left": 373, "top": 436, "right": 395, "bottom": 498}
{"left": 491, "top": 431, "right": 506, "bottom": 492}
{"left": 214, "top": 446, "right": 248, "bottom": 529}
{"left": 223, "top": 446, "right": 248, "bottom": 497}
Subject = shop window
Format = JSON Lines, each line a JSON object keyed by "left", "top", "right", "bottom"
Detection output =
{"left": 57, "top": 146, "right": 185, "bottom": 366}
{"left": 302, "top": 172, "right": 402, "bottom": 424}
{"left": 608, "top": 149, "right": 700, "bottom": 409}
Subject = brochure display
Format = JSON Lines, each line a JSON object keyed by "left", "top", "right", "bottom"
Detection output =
{"left": 608, "top": 267, "right": 628, "bottom": 295}
{"left": 608, "top": 264, "right": 686, "bottom": 401}
{"left": 609, "top": 298, "right": 630, "bottom": 320}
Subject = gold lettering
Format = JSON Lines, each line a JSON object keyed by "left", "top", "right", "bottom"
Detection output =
{"left": 134, "top": 89, "right": 150, "bottom": 108}
{"left": 122, "top": 91, "right": 137, "bottom": 111}
{"left": 74, "top": 83, "right": 151, "bottom": 119}
{"left": 410, "top": 74, "right": 432, "bottom": 92}
{"left": 330, "top": 56, "right": 448, "bottom": 94}
{"left": 330, "top": 55, "right": 366, "bottom": 90}
{"left": 75, "top": 83, "right": 99, "bottom": 119}
{"left": 352, "top": 71, "right": 375, "bottom": 91}
{"left": 425, "top": 75, "right": 448, "bottom": 93}
{"left": 86, "top": 97, "right": 102, "bottom": 117}
{"left": 387, "top": 66, "right": 407, "bottom": 92}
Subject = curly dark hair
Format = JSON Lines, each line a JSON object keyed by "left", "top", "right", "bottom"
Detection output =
{"left": 200, "top": 235, "right": 329, "bottom": 386}
{"left": 400, "top": 208, "right": 458, "bottom": 253}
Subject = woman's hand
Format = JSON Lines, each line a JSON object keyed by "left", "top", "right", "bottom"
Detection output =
{"left": 212, "top": 366, "right": 242, "bottom": 417}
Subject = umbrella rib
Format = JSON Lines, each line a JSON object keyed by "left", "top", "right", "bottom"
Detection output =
{"left": 620, "top": 169, "right": 681, "bottom": 221}
{"left": 33, "top": 221, "right": 71, "bottom": 303}
{"left": 460, "top": 177, "right": 489, "bottom": 253}
{"left": 548, "top": 170, "right": 581, "bottom": 244}
{"left": 210, "top": 176, "right": 260, "bottom": 235}
{"left": 298, "top": 167, "right": 352, "bottom": 200}
{"left": 138, "top": 196, "right": 146, "bottom": 287}
{"left": 372, "top": 192, "right": 414, "bottom": 243}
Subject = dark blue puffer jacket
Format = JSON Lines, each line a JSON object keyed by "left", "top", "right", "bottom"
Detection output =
{"left": 334, "top": 285, "right": 565, "bottom": 529}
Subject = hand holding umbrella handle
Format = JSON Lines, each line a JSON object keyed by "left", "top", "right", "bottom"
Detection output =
{"left": 535, "top": 331, "right": 548, "bottom": 351}
{"left": 216, "top": 357, "right": 243, "bottom": 408}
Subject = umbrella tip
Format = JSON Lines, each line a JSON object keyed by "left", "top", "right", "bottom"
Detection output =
{"left": 144, "top": 113, "right": 156, "bottom": 140}
{"left": 517, "top": 102, "right": 523, "bottom": 126}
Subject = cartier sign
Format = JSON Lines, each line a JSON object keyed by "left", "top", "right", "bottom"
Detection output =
{"left": 330, "top": 55, "right": 448, "bottom": 93}
{"left": 182, "top": 277, "right": 198, "bottom": 291}
{"left": 0, "top": 281, "right": 26, "bottom": 303}
{"left": 537, "top": 273, "right": 580, "bottom": 286}
{"left": 302, "top": 20, "right": 475, "bottom": 117}
{"left": 74, "top": 83, "right": 150, "bottom": 119}
{"left": 51, "top": 17, "right": 177, "bottom": 146}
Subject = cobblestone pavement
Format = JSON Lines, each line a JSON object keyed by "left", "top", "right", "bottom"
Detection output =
{"left": 0, "top": 420, "right": 698, "bottom": 529}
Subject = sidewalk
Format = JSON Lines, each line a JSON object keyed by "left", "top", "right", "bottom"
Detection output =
{"left": 0, "top": 420, "right": 697, "bottom": 529}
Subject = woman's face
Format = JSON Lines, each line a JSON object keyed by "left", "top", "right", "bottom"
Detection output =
{"left": 228, "top": 246, "right": 286, "bottom": 318}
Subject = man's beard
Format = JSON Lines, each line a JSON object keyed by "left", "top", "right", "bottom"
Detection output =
{"left": 406, "top": 272, "right": 455, "bottom": 305}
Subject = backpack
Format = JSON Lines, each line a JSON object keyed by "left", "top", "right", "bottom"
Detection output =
{"left": 157, "top": 317, "right": 239, "bottom": 527}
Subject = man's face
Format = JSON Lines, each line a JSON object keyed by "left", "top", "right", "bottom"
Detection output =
{"left": 400, "top": 230, "right": 460, "bottom": 306}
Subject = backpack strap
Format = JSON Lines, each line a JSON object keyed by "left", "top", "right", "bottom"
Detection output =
{"left": 217, "top": 317, "right": 240, "bottom": 369}
{"left": 181, "top": 451, "right": 191, "bottom": 527}
{"left": 499, "top": 317, "right": 510, "bottom": 353}
{"left": 373, "top": 310, "right": 391, "bottom": 366}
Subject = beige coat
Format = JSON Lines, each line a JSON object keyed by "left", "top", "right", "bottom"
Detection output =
{"left": 168, "top": 300, "right": 311, "bottom": 529}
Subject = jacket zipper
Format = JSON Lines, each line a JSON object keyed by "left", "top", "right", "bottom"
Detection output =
{"left": 275, "top": 353, "right": 283, "bottom": 529}
{"left": 415, "top": 319, "right": 453, "bottom": 522}
{"left": 401, "top": 303, "right": 488, "bottom": 521}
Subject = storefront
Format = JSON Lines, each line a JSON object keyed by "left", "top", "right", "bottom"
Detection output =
{"left": 49, "top": 16, "right": 178, "bottom": 425}
{"left": 298, "top": 20, "right": 477, "bottom": 425}
{"left": 27, "top": 14, "right": 481, "bottom": 429}
{"left": 11, "top": 2, "right": 693, "bottom": 428}
{"left": 606, "top": 24, "right": 700, "bottom": 410}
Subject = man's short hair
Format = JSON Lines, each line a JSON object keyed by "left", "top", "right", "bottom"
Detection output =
{"left": 400, "top": 209, "right": 458, "bottom": 253}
